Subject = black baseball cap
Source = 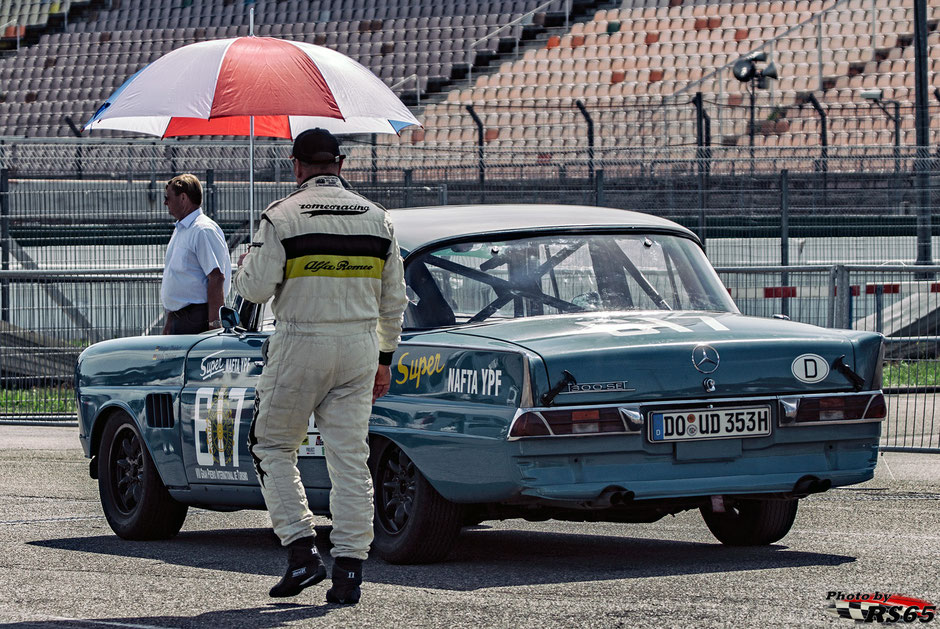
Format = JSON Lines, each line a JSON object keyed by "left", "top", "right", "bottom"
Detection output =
{"left": 291, "top": 128, "right": 345, "bottom": 164}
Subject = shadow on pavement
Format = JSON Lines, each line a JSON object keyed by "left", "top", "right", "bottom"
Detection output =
{"left": 1, "top": 603, "right": 333, "bottom": 628}
{"left": 30, "top": 523, "right": 855, "bottom": 592}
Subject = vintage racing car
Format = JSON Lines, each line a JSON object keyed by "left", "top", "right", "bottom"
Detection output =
{"left": 75, "top": 204, "right": 886, "bottom": 563}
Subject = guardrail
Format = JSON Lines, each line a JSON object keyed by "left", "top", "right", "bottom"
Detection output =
{"left": 1, "top": 265, "right": 937, "bottom": 451}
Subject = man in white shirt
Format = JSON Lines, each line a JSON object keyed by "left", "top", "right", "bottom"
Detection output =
{"left": 161, "top": 174, "right": 231, "bottom": 334}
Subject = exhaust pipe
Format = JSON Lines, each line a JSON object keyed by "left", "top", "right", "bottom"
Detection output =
{"left": 793, "top": 476, "right": 832, "bottom": 496}
{"left": 609, "top": 490, "right": 635, "bottom": 506}
{"left": 597, "top": 487, "right": 634, "bottom": 507}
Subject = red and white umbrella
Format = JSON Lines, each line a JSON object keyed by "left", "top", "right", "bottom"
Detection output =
{"left": 84, "top": 35, "right": 419, "bottom": 236}
{"left": 84, "top": 36, "right": 420, "bottom": 137}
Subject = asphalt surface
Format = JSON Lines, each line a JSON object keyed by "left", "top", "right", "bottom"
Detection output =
{"left": 0, "top": 425, "right": 938, "bottom": 629}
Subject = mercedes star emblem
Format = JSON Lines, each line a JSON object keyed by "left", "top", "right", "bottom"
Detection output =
{"left": 692, "top": 344, "right": 720, "bottom": 374}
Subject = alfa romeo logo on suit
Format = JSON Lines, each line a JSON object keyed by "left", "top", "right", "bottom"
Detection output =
{"left": 692, "top": 344, "right": 720, "bottom": 374}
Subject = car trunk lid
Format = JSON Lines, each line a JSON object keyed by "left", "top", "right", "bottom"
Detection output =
{"left": 448, "top": 311, "right": 861, "bottom": 404}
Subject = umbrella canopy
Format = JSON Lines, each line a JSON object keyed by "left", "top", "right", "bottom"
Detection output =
{"left": 84, "top": 36, "right": 420, "bottom": 137}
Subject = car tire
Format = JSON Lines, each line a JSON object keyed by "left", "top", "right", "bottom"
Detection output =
{"left": 700, "top": 498, "right": 798, "bottom": 546}
{"left": 369, "top": 438, "right": 463, "bottom": 564}
{"left": 98, "top": 412, "right": 188, "bottom": 540}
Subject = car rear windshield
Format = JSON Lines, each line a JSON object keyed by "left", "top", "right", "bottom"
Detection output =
{"left": 403, "top": 232, "right": 738, "bottom": 328}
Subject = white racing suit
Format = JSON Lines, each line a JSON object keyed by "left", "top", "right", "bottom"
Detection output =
{"left": 233, "top": 175, "right": 407, "bottom": 560}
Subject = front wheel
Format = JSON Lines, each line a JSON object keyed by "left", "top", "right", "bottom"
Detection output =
{"left": 369, "top": 438, "right": 463, "bottom": 564}
{"left": 98, "top": 412, "right": 188, "bottom": 540}
{"left": 700, "top": 498, "right": 799, "bottom": 546}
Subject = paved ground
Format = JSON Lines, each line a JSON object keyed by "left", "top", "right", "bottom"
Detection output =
{"left": 0, "top": 425, "right": 937, "bottom": 629}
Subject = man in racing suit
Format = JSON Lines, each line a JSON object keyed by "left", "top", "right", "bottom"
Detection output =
{"left": 234, "top": 128, "right": 407, "bottom": 604}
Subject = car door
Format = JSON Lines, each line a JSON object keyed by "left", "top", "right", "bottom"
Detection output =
{"left": 179, "top": 332, "right": 332, "bottom": 490}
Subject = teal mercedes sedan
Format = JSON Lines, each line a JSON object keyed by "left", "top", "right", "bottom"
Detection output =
{"left": 75, "top": 205, "right": 886, "bottom": 564}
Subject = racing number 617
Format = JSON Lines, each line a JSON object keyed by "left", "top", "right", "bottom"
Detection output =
{"left": 193, "top": 387, "right": 247, "bottom": 467}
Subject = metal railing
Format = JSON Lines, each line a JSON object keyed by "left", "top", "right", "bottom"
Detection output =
{"left": 718, "top": 264, "right": 940, "bottom": 453}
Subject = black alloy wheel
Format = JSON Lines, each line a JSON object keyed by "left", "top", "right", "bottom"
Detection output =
{"left": 376, "top": 445, "right": 417, "bottom": 534}
{"left": 98, "top": 412, "right": 188, "bottom": 540}
{"left": 369, "top": 438, "right": 463, "bottom": 564}
{"left": 109, "top": 424, "right": 145, "bottom": 515}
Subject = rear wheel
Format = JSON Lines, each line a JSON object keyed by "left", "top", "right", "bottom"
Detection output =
{"left": 98, "top": 412, "right": 188, "bottom": 540}
{"left": 369, "top": 438, "right": 463, "bottom": 564}
{"left": 700, "top": 498, "right": 798, "bottom": 546}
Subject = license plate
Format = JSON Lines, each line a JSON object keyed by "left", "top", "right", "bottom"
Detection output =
{"left": 649, "top": 406, "right": 771, "bottom": 442}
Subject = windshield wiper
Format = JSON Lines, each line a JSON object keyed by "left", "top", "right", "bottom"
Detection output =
{"left": 833, "top": 355, "right": 865, "bottom": 391}
{"left": 542, "top": 370, "right": 577, "bottom": 406}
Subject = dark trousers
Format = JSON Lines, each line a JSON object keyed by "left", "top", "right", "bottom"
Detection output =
{"left": 166, "top": 302, "right": 209, "bottom": 335}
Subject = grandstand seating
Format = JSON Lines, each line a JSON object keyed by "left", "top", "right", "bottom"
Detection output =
{"left": 392, "top": 0, "right": 940, "bottom": 154}
{"left": 0, "top": 0, "right": 939, "bottom": 154}
{"left": 0, "top": 0, "right": 564, "bottom": 138}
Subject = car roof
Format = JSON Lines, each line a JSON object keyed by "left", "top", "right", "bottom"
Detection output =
{"left": 386, "top": 204, "right": 699, "bottom": 253}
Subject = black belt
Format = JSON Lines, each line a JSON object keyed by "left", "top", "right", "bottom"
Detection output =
{"left": 170, "top": 302, "right": 208, "bottom": 318}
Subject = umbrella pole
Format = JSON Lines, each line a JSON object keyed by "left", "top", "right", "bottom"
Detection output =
{"left": 249, "top": 115, "right": 255, "bottom": 240}
{"left": 248, "top": 8, "right": 256, "bottom": 240}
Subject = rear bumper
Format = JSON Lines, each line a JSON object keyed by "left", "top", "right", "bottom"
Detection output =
{"left": 512, "top": 434, "right": 878, "bottom": 504}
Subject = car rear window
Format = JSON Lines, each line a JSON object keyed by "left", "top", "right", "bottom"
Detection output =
{"left": 403, "top": 232, "right": 738, "bottom": 328}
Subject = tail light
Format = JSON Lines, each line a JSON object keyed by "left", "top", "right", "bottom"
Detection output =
{"left": 509, "top": 406, "right": 641, "bottom": 438}
{"left": 781, "top": 392, "right": 887, "bottom": 424}
{"left": 509, "top": 412, "right": 551, "bottom": 437}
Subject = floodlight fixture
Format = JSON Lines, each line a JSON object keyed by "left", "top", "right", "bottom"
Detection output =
{"left": 732, "top": 58, "right": 755, "bottom": 82}
{"left": 732, "top": 52, "right": 781, "bottom": 162}
{"left": 860, "top": 89, "right": 885, "bottom": 101}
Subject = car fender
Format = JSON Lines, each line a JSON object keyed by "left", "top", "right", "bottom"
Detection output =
{"left": 367, "top": 425, "right": 522, "bottom": 504}
{"left": 89, "top": 399, "right": 189, "bottom": 490}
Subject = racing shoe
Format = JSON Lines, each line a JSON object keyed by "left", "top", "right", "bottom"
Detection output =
{"left": 269, "top": 536, "right": 326, "bottom": 598}
{"left": 325, "top": 557, "right": 363, "bottom": 605}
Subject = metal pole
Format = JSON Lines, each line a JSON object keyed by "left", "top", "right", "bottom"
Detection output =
{"left": 404, "top": 169, "right": 413, "bottom": 208}
{"left": 371, "top": 133, "right": 378, "bottom": 185}
{"left": 249, "top": 8, "right": 256, "bottom": 239}
{"left": 934, "top": 86, "right": 940, "bottom": 157}
{"left": 781, "top": 169, "right": 789, "bottom": 319}
{"left": 575, "top": 100, "right": 594, "bottom": 183}
{"left": 693, "top": 91, "right": 705, "bottom": 174}
{"left": 0, "top": 169, "right": 8, "bottom": 322}
{"left": 206, "top": 169, "right": 216, "bottom": 219}
{"left": 836, "top": 264, "right": 851, "bottom": 329}
{"left": 703, "top": 109, "right": 712, "bottom": 178}
{"left": 698, "top": 169, "right": 706, "bottom": 250}
{"left": 595, "top": 169, "right": 605, "bottom": 207}
{"left": 914, "top": 0, "right": 932, "bottom": 268}
{"left": 805, "top": 94, "right": 828, "bottom": 203}
{"left": 466, "top": 105, "right": 485, "bottom": 203}
{"left": 249, "top": 116, "right": 255, "bottom": 239}
{"left": 694, "top": 91, "right": 707, "bottom": 247}
{"left": 749, "top": 77, "right": 756, "bottom": 174}
{"left": 893, "top": 100, "right": 900, "bottom": 175}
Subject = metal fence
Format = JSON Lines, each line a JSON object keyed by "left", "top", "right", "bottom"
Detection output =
{"left": 719, "top": 264, "right": 940, "bottom": 453}
{"left": 3, "top": 146, "right": 940, "bottom": 269}
{"left": 1, "top": 264, "right": 939, "bottom": 453}
{"left": 0, "top": 267, "right": 161, "bottom": 422}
